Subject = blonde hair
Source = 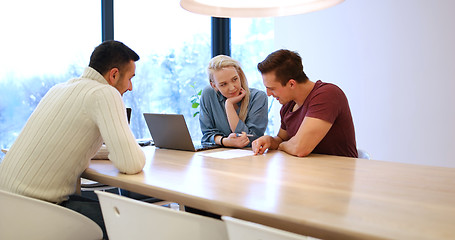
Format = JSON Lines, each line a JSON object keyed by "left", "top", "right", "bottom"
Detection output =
{"left": 208, "top": 55, "right": 250, "bottom": 122}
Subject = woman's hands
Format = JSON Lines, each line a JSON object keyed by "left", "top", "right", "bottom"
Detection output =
{"left": 223, "top": 132, "right": 250, "bottom": 148}
{"left": 225, "top": 88, "right": 246, "bottom": 106}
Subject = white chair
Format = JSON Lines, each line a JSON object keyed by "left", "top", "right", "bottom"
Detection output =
{"left": 0, "top": 189, "right": 103, "bottom": 240}
{"left": 95, "top": 190, "right": 228, "bottom": 240}
{"left": 357, "top": 149, "right": 371, "bottom": 159}
{"left": 222, "top": 216, "right": 311, "bottom": 240}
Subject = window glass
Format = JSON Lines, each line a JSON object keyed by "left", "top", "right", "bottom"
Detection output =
{"left": 0, "top": 1, "right": 276, "bottom": 159}
{"left": 231, "top": 18, "right": 277, "bottom": 135}
{"left": 115, "top": 0, "right": 211, "bottom": 140}
{"left": 0, "top": 0, "right": 100, "bottom": 156}
{"left": 116, "top": 1, "right": 276, "bottom": 140}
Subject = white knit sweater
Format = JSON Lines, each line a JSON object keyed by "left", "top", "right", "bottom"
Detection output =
{"left": 0, "top": 67, "right": 145, "bottom": 203}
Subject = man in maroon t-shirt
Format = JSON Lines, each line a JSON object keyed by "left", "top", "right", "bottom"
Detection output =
{"left": 252, "top": 49, "right": 357, "bottom": 158}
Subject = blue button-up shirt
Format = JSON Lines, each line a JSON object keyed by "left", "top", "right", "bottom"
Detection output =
{"left": 199, "top": 86, "right": 268, "bottom": 146}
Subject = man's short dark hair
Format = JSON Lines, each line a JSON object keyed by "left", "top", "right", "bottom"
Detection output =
{"left": 257, "top": 49, "right": 308, "bottom": 86}
{"left": 89, "top": 40, "right": 140, "bottom": 75}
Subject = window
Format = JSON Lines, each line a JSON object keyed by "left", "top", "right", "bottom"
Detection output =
{"left": 115, "top": 1, "right": 276, "bottom": 140}
{"left": 0, "top": 1, "right": 275, "bottom": 159}
{"left": 231, "top": 18, "right": 277, "bottom": 135}
{"left": 114, "top": 0, "right": 211, "bottom": 140}
{"left": 0, "top": 0, "right": 100, "bottom": 154}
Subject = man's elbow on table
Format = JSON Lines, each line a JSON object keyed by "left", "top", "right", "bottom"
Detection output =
{"left": 279, "top": 142, "right": 312, "bottom": 158}
{"left": 117, "top": 161, "right": 145, "bottom": 174}
{"left": 287, "top": 148, "right": 312, "bottom": 158}
{"left": 120, "top": 168, "right": 143, "bottom": 175}
{"left": 112, "top": 152, "right": 146, "bottom": 174}
{"left": 295, "top": 150, "right": 312, "bottom": 157}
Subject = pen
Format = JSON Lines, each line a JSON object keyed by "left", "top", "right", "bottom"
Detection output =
{"left": 236, "top": 133, "right": 254, "bottom": 137}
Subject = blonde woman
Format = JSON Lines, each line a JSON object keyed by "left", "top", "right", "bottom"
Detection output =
{"left": 199, "top": 55, "right": 268, "bottom": 148}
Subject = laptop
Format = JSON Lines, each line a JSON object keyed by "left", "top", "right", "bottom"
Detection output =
{"left": 143, "top": 113, "right": 220, "bottom": 152}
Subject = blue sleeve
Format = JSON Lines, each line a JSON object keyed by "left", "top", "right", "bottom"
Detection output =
{"left": 199, "top": 87, "right": 225, "bottom": 144}
{"left": 234, "top": 89, "right": 268, "bottom": 142}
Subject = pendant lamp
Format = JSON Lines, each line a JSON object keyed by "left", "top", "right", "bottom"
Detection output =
{"left": 180, "top": 0, "right": 345, "bottom": 18}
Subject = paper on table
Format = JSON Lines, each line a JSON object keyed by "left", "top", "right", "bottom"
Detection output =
{"left": 201, "top": 149, "right": 253, "bottom": 159}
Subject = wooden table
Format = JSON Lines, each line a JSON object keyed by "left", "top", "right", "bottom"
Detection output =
{"left": 82, "top": 146, "right": 455, "bottom": 240}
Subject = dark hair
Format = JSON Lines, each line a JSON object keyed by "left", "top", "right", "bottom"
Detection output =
{"left": 89, "top": 40, "right": 140, "bottom": 75}
{"left": 257, "top": 49, "right": 308, "bottom": 86}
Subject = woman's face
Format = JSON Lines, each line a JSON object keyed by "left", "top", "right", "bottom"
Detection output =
{"left": 210, "top": 66, "right": 242, "bottom": 98}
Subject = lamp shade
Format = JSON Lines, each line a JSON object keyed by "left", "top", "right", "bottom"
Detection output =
{"left": 180, "top": 0, "right": 345, "bottom": 18}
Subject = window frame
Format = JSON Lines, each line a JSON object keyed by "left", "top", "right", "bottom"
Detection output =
{"left": 101, "top": 1, "right": 231, "bottom": 56}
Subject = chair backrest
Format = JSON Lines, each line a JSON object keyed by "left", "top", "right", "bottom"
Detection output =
{"left": 357, "top": 149, "right": 370, "bottom": 159}
{"left": 95, "top": 190, "right": 228, "bottom": 240}
{"left": 222, "top": 216, "right": 309, "bottom": 240}
{"left": 0, "top": 189, "right": 103, "bottom": 240}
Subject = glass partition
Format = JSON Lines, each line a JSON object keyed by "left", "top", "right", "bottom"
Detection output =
{"left": 0, "top": 0, "right": 100, "bottom": 155}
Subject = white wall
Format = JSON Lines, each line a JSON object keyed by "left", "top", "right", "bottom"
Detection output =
{"left": 273, "top": 0, "right": 455, "bottom": 167}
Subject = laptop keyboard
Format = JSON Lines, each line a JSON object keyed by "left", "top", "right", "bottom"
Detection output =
{"left": 195, "top": 142, "right": 219, "bottom": 151}
{"left": 137, "top": 138, "right": 154, "bottom": 147}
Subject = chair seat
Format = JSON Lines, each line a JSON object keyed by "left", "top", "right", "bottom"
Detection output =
{"left": 0, "top": 189, "right": 103, "bottom": 240}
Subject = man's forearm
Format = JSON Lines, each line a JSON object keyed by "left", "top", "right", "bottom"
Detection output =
{"left": 269, "top": 136, "right": 284, "bottom": 150}
{"left": 279, "top": 138, "right": 312, "bottom": 157}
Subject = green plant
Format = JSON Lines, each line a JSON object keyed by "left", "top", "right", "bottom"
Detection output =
{"left": 190, "top": 85, "right": 202, "bottom": 117}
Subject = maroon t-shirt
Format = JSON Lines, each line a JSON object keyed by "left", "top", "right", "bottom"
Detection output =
{"left": 280, "top": 80, "right": 357, "bottom": 157}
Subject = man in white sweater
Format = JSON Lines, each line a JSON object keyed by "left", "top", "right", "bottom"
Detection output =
{"left": 0, "top": 40, "right": 146, "bottom": 239}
